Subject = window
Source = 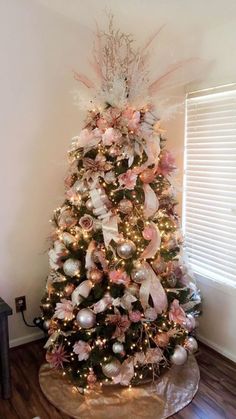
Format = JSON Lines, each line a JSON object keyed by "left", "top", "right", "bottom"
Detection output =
{"left": 183, "top": 85, "right": 236, "bottom": 287}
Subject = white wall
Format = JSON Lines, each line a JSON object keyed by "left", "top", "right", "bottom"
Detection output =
{"left": 0, "top": 0, "right": 236, "bottom": 360}
{"left": 0, "top": 0, "right": 88, "bottom": 346}
{"left": 165, "top": 19, "right": 236, "bottom": 362}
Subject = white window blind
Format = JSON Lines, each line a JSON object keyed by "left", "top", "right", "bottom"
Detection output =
{"left": 183, "top": 85, "right": 236, "bottom": 287}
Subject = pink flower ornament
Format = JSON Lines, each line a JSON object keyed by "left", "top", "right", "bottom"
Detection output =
{"left": 46, "top": 344, "right": 69, "bottom": 369}
{"left": 73, "top": 340, "right": 91, "bottom": 361}
{"left": 107, "top": 313, "right": 131, "bottom": 338}
{"left": 79, "top": 214, "right": 94, "bottom": 231}
{"left": 158, "top": 151, "right": 176, "bottom": 176}
{"left": 122, "top": 108, "right": 140, "bottom": 131}
{"left": 169, "top": 299, "right": 187, "bottom": 325}
{"left": 118, "top": 169, "right": 137, "bottom": 190}
{"left": 129, "top": 310, "right": 142, "bottom": 323}
{"left": 54, "top": 298, "right": 74, "bottom": 321}
{"left": 97, "top": 117, "right": 109, "bottom": 131}
{"left": 102, "top": 127, "right": 122, "bottom": 146}
{"left": 109, "top": 269, "right": 130, "bottom": 286}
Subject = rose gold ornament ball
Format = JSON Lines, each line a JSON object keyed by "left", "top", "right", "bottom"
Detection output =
{"left": 64, "top": 284, "right": 75, "bottom": 297}
{"left": 139, "top": 168, "right": 156, "bottom": 184}
{"left": 89, "top": 268, "right": 103, "bottom": 284}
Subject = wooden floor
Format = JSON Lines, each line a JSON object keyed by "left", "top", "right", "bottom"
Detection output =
{"left": 0, "top": 339, "right": 235, "bottom": 419}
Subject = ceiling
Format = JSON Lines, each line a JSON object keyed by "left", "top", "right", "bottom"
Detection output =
{"left": 36, "top": 0, "right": 236, "bottom": 35}
{"left": 35, "top": 0, "right": 236, "bottom": 90}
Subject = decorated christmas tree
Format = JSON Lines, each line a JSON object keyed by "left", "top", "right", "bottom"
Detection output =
{"left": 41, "top": 19, "right": 201, "bottom": 391}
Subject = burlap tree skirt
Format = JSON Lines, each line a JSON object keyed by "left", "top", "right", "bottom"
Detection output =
{"left": 39, "top": 355, "right": 199, "bottom": 419}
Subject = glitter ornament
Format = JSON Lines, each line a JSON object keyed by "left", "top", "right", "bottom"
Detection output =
{"left": 127, "top": 282, "right": 139, "bottom": 297}
{"left": 102, "top": 358, "right": 121, "bottom": 378}
{"left": 139, "top": 168, "right": 156, "bottom": 184}
{"left": 112, "top": 342, "right": 124, "bottom": 354}
{"left": 145, "top": 307, "right": 158, "bottom": 321}
{"left": 131, "top": 264, "right": 147, "bottom": 283}
{"left": 76, "top": 308, "right": 96, "bottom": 329}
{"left": 61, "top": 232, "right": 76, "bottom": 246}
{"left": 184, "top": 337, "right": 198, "bottom": 354}
{"left": 74, "top": 180, "right": 88, "bottom": 194}
{"left": 170, "top": 345, "right": 188, "bottom": 365}
{"left": 166, "top": 275, "right": 177, "bottom": 288}
{"left": 63, "top": 259, "right": 81, "bottom": 277}
{"left": 118, "top": 198, "right": 133, "bottom": 214}
{"left": 154, "top": 332, "right": 169, "bottom": 348}
{"left": 89, "top": 268, "right": 103, "bottom": 284}
{"left": 185, "top": 314, "right": 197, "bottom": 332}
{"left": 117, "top": 240, "right": 136, "bottom": 259}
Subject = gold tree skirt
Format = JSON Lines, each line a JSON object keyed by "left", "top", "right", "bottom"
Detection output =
{"left": 39, "top": 355, "right": 199, "bottom": 419}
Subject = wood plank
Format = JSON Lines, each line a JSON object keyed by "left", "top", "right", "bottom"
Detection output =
{"left": 0, "top": 340, "right": 235, "bottom": 419}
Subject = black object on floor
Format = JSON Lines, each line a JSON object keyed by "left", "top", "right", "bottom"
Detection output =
{"left": 0, "top": 297, "right": 12, "bottom": 399}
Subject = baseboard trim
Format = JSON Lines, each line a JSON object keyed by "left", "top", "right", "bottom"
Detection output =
{"left": 10, "top": 331, "right": 44, "bottom": 348}
{"left": 198, "top": 334, "right": 236, "bottom": 363}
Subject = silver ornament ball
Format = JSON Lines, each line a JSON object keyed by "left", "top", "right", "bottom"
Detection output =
{"left": 185, "top": 337, "right": 198, "bottom": 354}
{"left": 131, "top": 265, "right": 147, "bottom": 283}
{"left": 85, "top": 199, "right": 94, "bottom": 211}
{"left": 112, "top": 342, "right": 124, "bottom": 354}
{"left": 43, "top": 319, "right": 51, "bottom": 330}
{"left": 117, "top": 240, "right": 136, "bottom": 259}
{"left": 76, "top": 308, "right": 96, "bottom": 329}
{"left": 170, "top": 345, "right": 188, "bottom": 365}
{"left": 63, "top": 258, "right": 81, "bottom": 277}
{"left": 102, "top": 358, "right": 121, "bottom": 378}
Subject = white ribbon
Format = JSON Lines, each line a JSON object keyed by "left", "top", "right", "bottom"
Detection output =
{"left": 141, "top": 222, "right": 161, "bottom": 259}
{"left": 143, "top": 135, "right": 160, "bottom": 167}
{"left": 143, "top": 184, "right": 159, "bottom": 218}
{"left": 113, "top": 292, "right": 137, "bottom": 311}
{"left": 102, "top": 215, "right": 120, "bottom": 248}
{"left": 93, "top": 292, "right": 113, "bottom": 314}
{"left": 139, "top": 262, "right": 167, "bottom": 314}
{"left": 71, "top": 280, "right": 93, "bottom": 306}
{"left": 90, "top": 189, "right": 108, "bottom": 219}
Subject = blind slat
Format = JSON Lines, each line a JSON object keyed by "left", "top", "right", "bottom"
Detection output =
{"left": 184, "top": 88, "right": 236, "bottom": 285}
{"left": 186, "top": 242, "right": 236, "bottom": 265}
{"left": 185, "top": 225, "right": 236, "bottom": 244}
{"left": 185, "top": 236, "right": 236, "bottom": 254}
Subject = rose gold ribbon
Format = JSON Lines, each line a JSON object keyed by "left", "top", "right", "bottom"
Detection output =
{"left": 93, "top": 292, "right": 113, "bottom": 314}
{"left": 85, "top": 240, "right": 97, "bottom": 270}
{"left": 143, "top": 135, "right": 160, "bottom": 167}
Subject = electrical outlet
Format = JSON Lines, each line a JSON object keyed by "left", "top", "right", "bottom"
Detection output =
{"left": 15, "top": 296, "right": 26, "bottom": 312}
